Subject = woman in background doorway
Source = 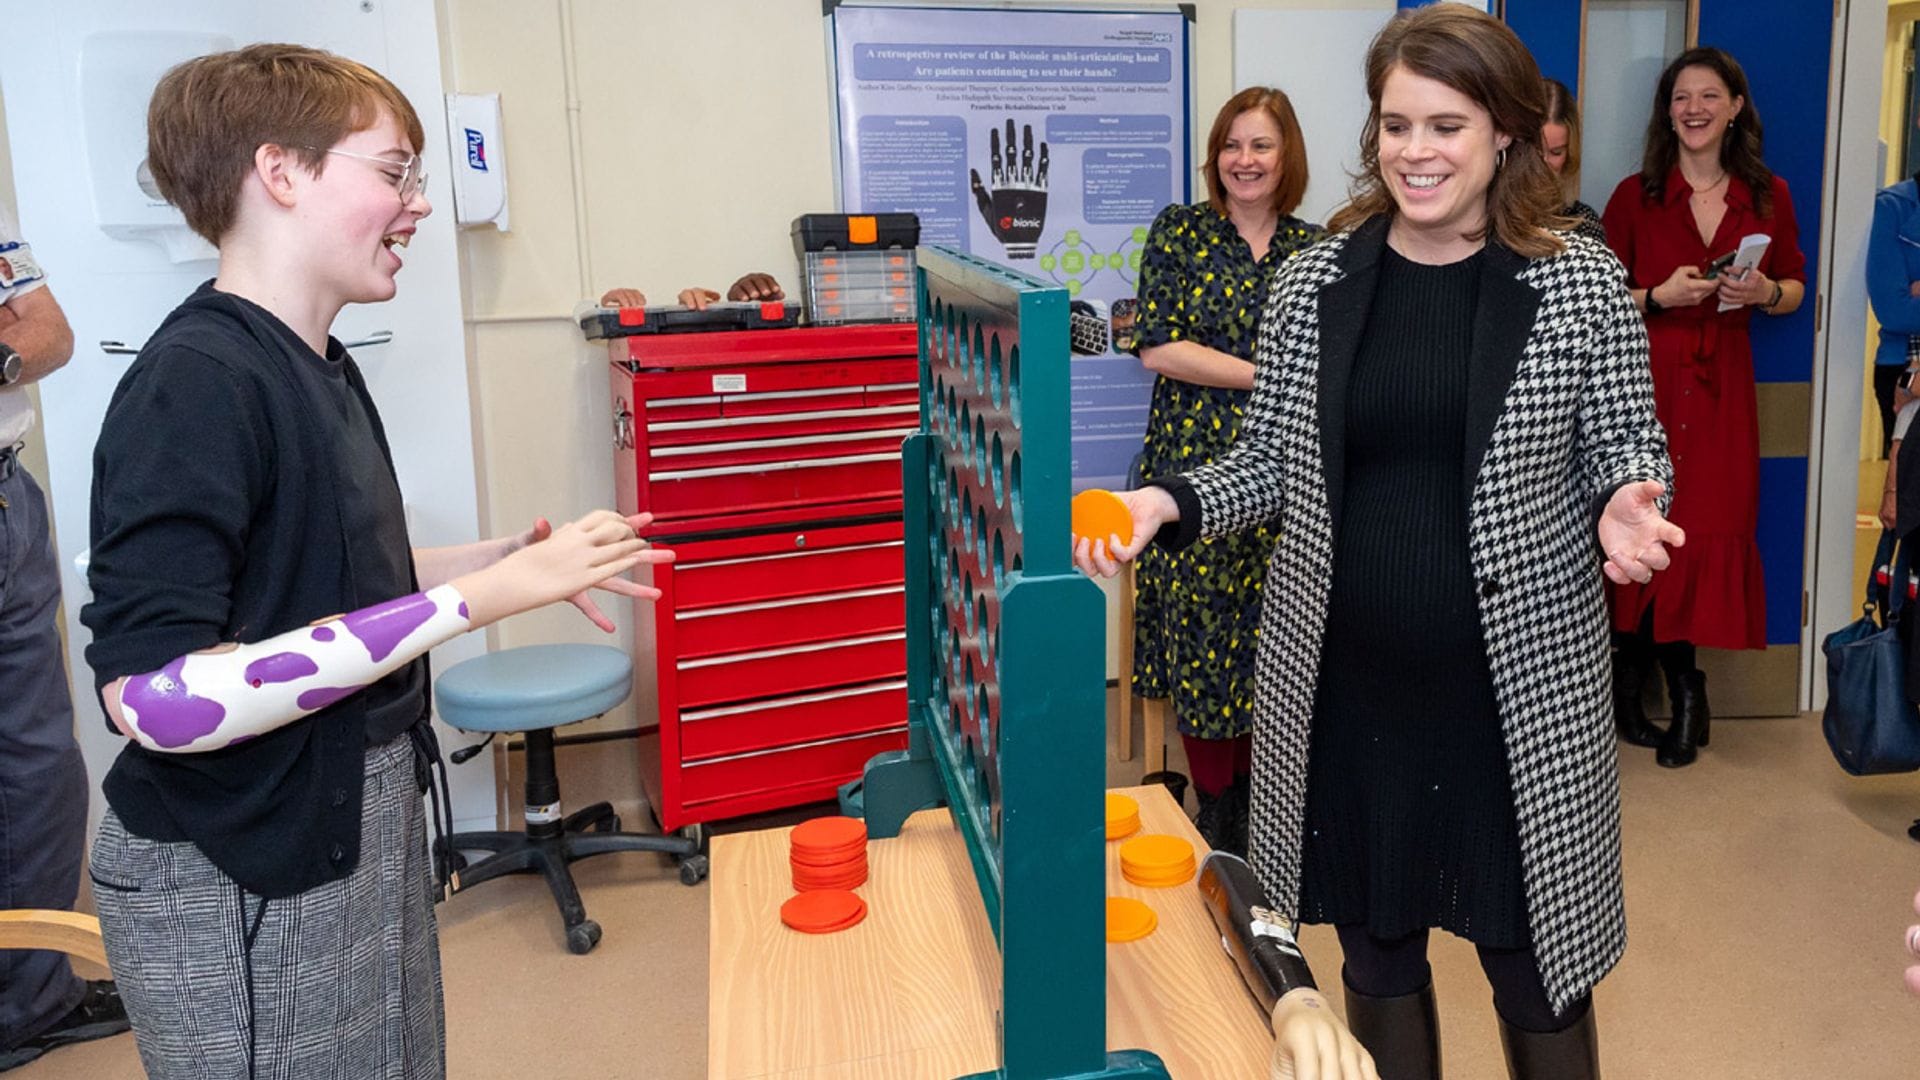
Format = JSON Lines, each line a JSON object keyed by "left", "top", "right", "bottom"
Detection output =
{"left": 1540, "top": 78, "right": 1607, "bottom": 245}
{"left": 1602, "top": 46, "right": 1805, "bottom": 768}
{"left": 1129, "top": 86, "right": 1323, "bottom": 855}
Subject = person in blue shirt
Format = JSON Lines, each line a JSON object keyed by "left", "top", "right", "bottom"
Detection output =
{"left": 1865, "top": 174, "right": 1920, "bottom": 458}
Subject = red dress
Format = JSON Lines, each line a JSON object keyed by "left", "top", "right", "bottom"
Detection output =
{"left": 1602, "top": 168, "right": 1805, "bottom": 650}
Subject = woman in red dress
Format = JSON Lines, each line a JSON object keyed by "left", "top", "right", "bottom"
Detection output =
{"left": 1603, "top": 47, "right": 1805, "bottom": 768}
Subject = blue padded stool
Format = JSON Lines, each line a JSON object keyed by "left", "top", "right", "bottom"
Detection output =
{"left": 436, "top": 644, "right": 707, "bottom": 955}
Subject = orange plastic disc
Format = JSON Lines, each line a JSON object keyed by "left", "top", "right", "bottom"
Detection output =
{"left": 780, "top": 889, "right": 867, "bottom": 933}
{"left": 792, "top": 863, "right": 869, "bottom": 891}
{"left": 1071, "top": 489, "right": 1134, "bottom": 547}
{"left": 790, "top": 844, "right": 868, "bottom": 868}
{"left": 1122, "top": 860, "right": 1195, "bottom": 888}
{"left": 1119, "top": 834, "right": 1194, "bottom": 871}
{"left": 1106, "top": 897, "right": 1158, "bottom": 942}
{"left": 791, "top": 816, "right": 867, "bottom": 854}
{"left": 1105, "top": 794, "right": 1141, "bottom": 840}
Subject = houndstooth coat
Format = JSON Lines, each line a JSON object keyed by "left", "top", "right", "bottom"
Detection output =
{"left": 1162, "top": 213, "right": 1672, "bottom": 1011}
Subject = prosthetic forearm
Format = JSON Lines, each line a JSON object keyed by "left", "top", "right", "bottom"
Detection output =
{"left": 114, "top": 585, "right": 472, "bottom": 753}
{"left": 1198, "top": 851, "right": 1319, "bottom": 1030}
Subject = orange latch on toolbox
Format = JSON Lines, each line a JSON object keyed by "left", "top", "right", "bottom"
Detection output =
{"left": 619, "top": 307, "right": 646, "bottom": 326}
{"left": 847, "top": 216, "right": 878, "bottom": 245}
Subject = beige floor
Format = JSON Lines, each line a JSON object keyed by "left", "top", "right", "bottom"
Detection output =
{"left": 18, "top": 701, "right": 1920, "bottom": 1079}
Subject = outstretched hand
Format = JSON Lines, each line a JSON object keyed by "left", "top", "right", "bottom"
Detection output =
{"left": 515, "top": 513, "right": 672, "bottom": 631}
{"left": 1070, "top": 486, "right": 1178, "bottom": 578}
{"left": 1598, "top": 481, "right": 1685, "bottom": 585}
{"left": 1269, "top": 989, "right": 1380, "bottom": 1080}
{"left": 458, "top": 510, "right": 672, "bottom": 629}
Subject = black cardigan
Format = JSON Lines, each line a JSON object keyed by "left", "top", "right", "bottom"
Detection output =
{"left": 82, "top": 284, "right": 426, "bottom": 899}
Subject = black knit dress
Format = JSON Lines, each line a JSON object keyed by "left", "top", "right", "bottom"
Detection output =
{"left": 1295, "top": 245, "right": 1531, "bottom": 948}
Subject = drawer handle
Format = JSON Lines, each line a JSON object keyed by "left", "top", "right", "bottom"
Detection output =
{"left": 677, "top": 631, "right": 905, "bottom": 669}
{"left": 650, "top": 386, "right": 860, "bottom": 408}
{"left": 680, "top": 679, "right": 909, "bottom": 722}
{"left": 650, "top": 451, "right": 899, "bottom": 483}
{"left": 650, "top": 428, "right": 917, "bottom": 458}
{"left": 682, "top": 724, "right": 909, "bottom": 767}
{"left": 650, "top": 404, "right": 917, "bottom": 433}
{"left": 683, "top": 540, "right": 904, "bottom": 571}
{"left": 677, "top": 585, "right": 905, "bottom": 620}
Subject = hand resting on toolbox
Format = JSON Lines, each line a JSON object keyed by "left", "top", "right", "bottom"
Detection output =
{"left": 675, "top": 272, "right": 787, "bottom": 311}
{"left": 600, "top": 273, "right": 786, "bottom": 312}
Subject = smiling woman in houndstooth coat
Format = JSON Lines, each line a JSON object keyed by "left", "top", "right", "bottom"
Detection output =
{"left": 1075, "top": 7, "right": 1680, "bottom": 1080}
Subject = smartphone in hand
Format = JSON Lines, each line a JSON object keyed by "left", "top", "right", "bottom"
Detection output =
{"left": 1702, "top": 250, "right": 1738, "bottom": 279}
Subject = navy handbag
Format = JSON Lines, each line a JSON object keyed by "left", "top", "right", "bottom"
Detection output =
{"left": 1821, "top": 530, "right": 1920, "bottom": 775}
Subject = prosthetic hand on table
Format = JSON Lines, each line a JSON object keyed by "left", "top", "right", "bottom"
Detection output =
{"left": 1200, "top": 852, "right": 1379, "bottom": 1080}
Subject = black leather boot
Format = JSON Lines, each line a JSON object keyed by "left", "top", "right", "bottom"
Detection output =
{"left": 1220, "top": 775, "right": 1250, "bottom": 858}
{"left": 1611, "top": 648, "right": 1664, "bottom": 748}
{"left": 1657, "top": 670, "right": 1710, "bottom": 768}
{"left": 1193, "top": 787, "right": 1225, "bottom": 850}
{"left": 1343, "top": 975, "right": 1442, "bottom": 1080}
{"left": 1499, "top": 1006, "right": 1599, "bottom": 1080}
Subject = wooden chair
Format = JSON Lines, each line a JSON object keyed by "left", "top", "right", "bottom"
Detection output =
{"left": 0, "top": 910, "right": 108, "bottom": 970}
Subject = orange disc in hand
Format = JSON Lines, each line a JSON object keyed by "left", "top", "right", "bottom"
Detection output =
{"left": 1071, "top": 489, "right": 1134, "bottom": 548}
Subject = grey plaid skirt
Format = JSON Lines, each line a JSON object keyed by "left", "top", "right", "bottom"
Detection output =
{"left": 90, "top": 736, "right": 445, "bottom": 1079}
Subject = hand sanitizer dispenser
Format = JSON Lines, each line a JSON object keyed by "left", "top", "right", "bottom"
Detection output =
{"left": 79, "top": 30, "right": 230, "bottom": 263}
{"left": 446, "top": 93, "right": 509, "bottom": 231}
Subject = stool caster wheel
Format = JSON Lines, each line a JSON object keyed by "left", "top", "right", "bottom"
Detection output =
{"left": 678, "top": 855, "right": 710, "bottom": 886}
{"left": 566, "top": 920, "right": 602, "bottom": 955}
{"left": 679, "top": 822, "right": 707, "bottom": 853}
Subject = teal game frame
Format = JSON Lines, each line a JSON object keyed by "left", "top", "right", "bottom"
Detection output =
{"left": 855, "top": 247, "right": 1169, "bottom": 1080}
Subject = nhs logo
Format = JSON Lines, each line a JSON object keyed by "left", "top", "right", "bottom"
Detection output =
{"left": 464, "top": 128, "right": 489, "bottom": 172}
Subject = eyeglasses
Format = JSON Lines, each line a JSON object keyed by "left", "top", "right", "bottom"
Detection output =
{"left": 308, "top": 147, "right": 427, "bottom": 205}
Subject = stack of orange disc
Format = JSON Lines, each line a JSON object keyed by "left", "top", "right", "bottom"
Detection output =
{"left": 780, "top": 889, "right": 868, "bottom": 934}
{"left": 790, "top": 815, "right": 868, "bottom": 893}
{"left": 1105, "top": 793, "right": 1141, "bottom": 840}
{"left": 1119, "top": 834, "right": 1195, "bottom": 888}
{"left": 1105, "top": 897, "right": 1157, "bottom": 942}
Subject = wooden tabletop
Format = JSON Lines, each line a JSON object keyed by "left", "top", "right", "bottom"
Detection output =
{"left": 709, "top": 784, "right": 1274, "bottom": 1079}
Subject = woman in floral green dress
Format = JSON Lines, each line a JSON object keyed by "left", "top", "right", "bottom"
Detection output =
{"left": 1131, "top": 86, "right": 1322, "bottom": 854}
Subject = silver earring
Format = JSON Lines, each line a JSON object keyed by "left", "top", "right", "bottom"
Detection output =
{"left": 1497, "top": 147, "right": 1507, "bottom": 170}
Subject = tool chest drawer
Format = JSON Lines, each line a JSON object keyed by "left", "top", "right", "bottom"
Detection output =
{"left": 678, "top": 726, "right": 910, "bottom": 807}
{"left": 666, "top": 520, "right": 905, "bottom": 609}
{"left": 677, "top": 680, "right": 907, "bottom": 762}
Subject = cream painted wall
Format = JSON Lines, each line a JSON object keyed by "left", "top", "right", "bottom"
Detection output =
{"left": 442, "top": 0, "right": 1394, "bottom": 734}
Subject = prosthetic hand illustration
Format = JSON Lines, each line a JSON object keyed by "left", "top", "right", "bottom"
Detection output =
{"left": 970, "top": 118, "right": 1049, "bottom": 260}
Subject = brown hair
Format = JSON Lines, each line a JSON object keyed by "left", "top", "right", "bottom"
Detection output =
{"left": 147, "top": 43, "right": 426, "bottom": 245}
{"left": 1541, "top": 77, "right": 1582, "bottom": 201}
{"left": 1326, "top": 5, "right": 1569, "bottom": 258}
{"left": 1201, "top": 86, "right": 1310, "bottom": 218}
{"left": 1638, "top": 47, "right": 1772, "bottom": 218}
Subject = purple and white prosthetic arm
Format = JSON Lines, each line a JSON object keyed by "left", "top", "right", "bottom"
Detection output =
{"left": 110, "top": 585, "right": 472, "bottom": 753}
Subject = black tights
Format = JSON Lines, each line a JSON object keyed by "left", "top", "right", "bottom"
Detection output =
{"left": 1612, "top": 609, "right": 1696, "bottom": 686}
{"left": 1336, "top": 925, "right": 1590, "bottom": 1034}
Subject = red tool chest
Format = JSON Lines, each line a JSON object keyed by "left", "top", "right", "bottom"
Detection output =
{"left": 609, "top": 324, "right": 918, "bottom": 829}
